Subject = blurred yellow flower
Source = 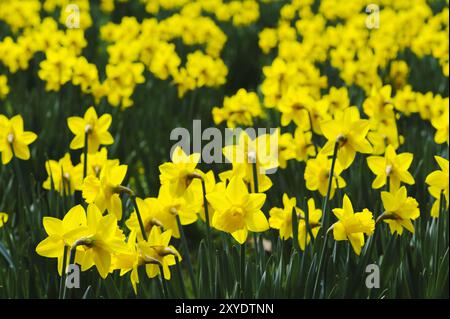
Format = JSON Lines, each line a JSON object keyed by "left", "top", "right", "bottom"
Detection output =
{"left": 0, "top": 212, "right": 8, "bottom": 228}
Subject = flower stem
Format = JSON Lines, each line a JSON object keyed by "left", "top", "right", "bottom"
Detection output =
{"left": 291, "top": 207, "right": 300, "bottom": 253}
{"left": 322, "top": 141, "right": 339, "bottom": 230}
{"left": 312, "top": 232, "right": 328, "bottom": 298}
{"left": 175, "top": 256, "right": 187, "bottom": 298}
{"left": 176, "top": 214, "right": 198, "bottom": 297}
{"left": 158, "top": 265, "right": 169, "bottom": 298}
{"left": 200, "top": 179, "right": 212, "bottom": 251}
{"left": 131, "top": 196, "right": 147, "bottom": 241}
{"left": 58, "top": 245, "right": 68, "bottom": 299}
{"left": 251, "top": 161, "right": 261, "bottom": 257}
{"left": 240, "top": 243, "right": 246, "bottom": 298}
{"left": 83, "top": 133, "right": 88, "bottom": 179}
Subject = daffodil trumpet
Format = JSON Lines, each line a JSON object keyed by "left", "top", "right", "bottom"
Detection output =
{"left": 322, "top": 140, "right": 340, "bottom": 230}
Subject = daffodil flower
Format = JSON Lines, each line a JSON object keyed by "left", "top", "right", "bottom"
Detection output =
{"left": 0, "top": 212, "right": 8, "bottom": 228}
{"left": 126, "top": 197, "right": 163, "bottom": 240}
{"left": 159, "top": 146, "right": 202, "bottom": 197}
{"left": 80, "top": 147, "right": 119, "bottom": 178}
{"left": 331, "top": 195, "right": 375, "bottom": 255}
{"left": 298, "top": 198, "right": 322, "bottom": 251}
{"left": 269, "top": 193, "right": 301, "bottom": 240}
{"left": 367, "top": 144, "right": 414, "bottom": 191}
{"left": 379, "top": 186, "right": 420, "bottom": 235}
{"left": 139, "top": 227, "right": 181, "bottom": 281}
{"left": 304, "top": 153, "right": 346, "bottom": 199}
{"left": 320, "top": 106, "right": 373, "bottom": 169}
{"left": 425, "top": 156, "right": 449, "bottom": 217}
{"left": 152, "top": 185, "right": 200, "bottom": 238}
{"left": 206, "top": 176, "right": 269, "bottom": 244}
{"left": 43, "top": 153, "right": 83, "bottom": 195}
{"left": 0, "top": 114, "right": 37, "bottom": 165}
{"left": 67, "top": 106, "right": 114, "bottom": 153}
{"left": 74, "top": 204, "right": 128, "bottom": 279}
{"left": 36, "top": 205, "right": 89, "bottom": 275}
{"left": 82, "top": 163, "right": 128, "bottom": 220}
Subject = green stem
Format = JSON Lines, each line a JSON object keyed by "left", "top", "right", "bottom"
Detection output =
{"left": 58, "top": 245, "right": 68, "bottom": 299}
{"left": 158, "top": 265, "right": 169, "bottom": 298}
{"left": 322, "top": 141, "right": 339, "bottom": 230}
{"left": 131, "top": 196, "right": 147, "bottom": 241}
{"left": 251, "top": 161, "right": 261, "bottom": 258}
{"left": 313, "top": 233, "right": 329, "bottom": 298}
{"left": 83, "top": 133, "right": 88, "bottom": 179}
{"left": 175, "top": 256, "right": 187, "bottom": 298}
{"left": 200, "top": 179, "right": 212, "bottom": 251}
{"left": 175, "top": 214, "right": 198, "bottom": 297}
{"left": 240, "top": 243, "right": 246, "bottom": 298}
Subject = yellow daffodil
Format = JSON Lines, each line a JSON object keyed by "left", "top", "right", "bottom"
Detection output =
{"left": 139, "top": 226, "right": 181, "bottom": 281}
{"left": 80, "top": 147, "right": 119, "bottom": 178}
{"left": 331, "top": 195, "right": 375, "bottom": 255}
{"left": 379, "top": 187, "right": 420, "bottom": 235}
{"left": 159, "top": 146, "right": 202, "bottom": 197}
{"left": 0, "top": 114, "right": 37, "bottom": 165}
{"left": 36, "top": 205, "right": 88, "bottom": 275}
{"left": 431, "top": 107, "right": 449, "bottom": 145}
{"left": 304, "top": 153, "right": 346, "bottom": 199}
{"left": 43, "top": 153, "right": 83, "bottom": 195}
{"left": 298, "top": 198, "right": 322, "bottom": 251}
{"left": 269, "top": 193, "right": 300, "bottom": 240}
{"left": 206, "top": 176, "right": 269, "bottom": 244}
{"left": 320, "top": 107, "right": 373, "bottom": 169}
{"left": 0, "top": 212, "right": 8, "bottom": 228}
{"left": 212, "top": 89, "right": 263, "bottom": 128}
{"left": 293, "top": 127, "right": 316, "bottom": 162}
{"left": 367, "top": 144, "right": 414, "bottom": 191}
{"left": 74, "top": 204, "right": 128, "bottom": 279}
{"left": 67, "top": 106, "right": 114, "bottom": 153}
{"left": 82, "top": 163, "right": 128, "bottom": 220}
{"left": 222, "top": 130, "right": 278, "bottom": 192}
{"left": 425, "top": 156, "right": 449, "bottom": 218}
{"left": 152, "top": 185, "right": 200, "bottom": 238}
{"left": 126, "top": 197, "right": 163, "bottom": 240}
